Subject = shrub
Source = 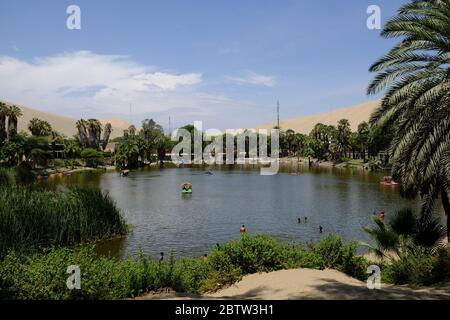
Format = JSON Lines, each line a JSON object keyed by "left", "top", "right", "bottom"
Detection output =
{"left": 0, "top": 246, "right": 210, "bottom": 300}
{"left": 0, "top": 235, "right": 381, "bottom": 300}
{"left": 383, "top": 247, "right": 435, "bottom": 285}
{"left": 0, "top": 185, "right": 127, "bottom": 257}
{"left": 80, "top": 148, "right": 104, "bottom": 168}
{"left": 312, "top": 234, "right": 367, "bottom": 280}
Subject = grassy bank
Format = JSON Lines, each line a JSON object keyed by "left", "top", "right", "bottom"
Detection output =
{"left": 0, "top": 234, "right": 368, "bottom": 300}
{"left": 1, "top": 234, "right": 449, "bottom": 300}
{"left": 0, "top": 168, "right": 127, "bottom": 257}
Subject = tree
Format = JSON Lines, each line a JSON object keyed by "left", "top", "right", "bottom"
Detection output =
{"left": 80, "top": 148, "right": 104, "bottom": 168}
{"left": 101, "top": 123, "right": 112, "bottom": 151}
{"left": 128, "top": 125, "right": 136, "bottom": 136}
{"left": 367, "top": 0, "right": 450, "bottom": 240}
{"left": 357, "top": 122, "right": 370, "bottom": 161}
{"left": 336, "top": 119, "right": 351, "bottom": 159}
{"left": 114, "top": 136, "right": 140, "bottom": 169}
{"left": 28, "top": 118, "right": 52, "bottom": 137}
{"left": 362, "top": 208, "right": 445, "bottom": 259}
{"left": 0, "top": 102, "right": 8, "bottom": 145}
{"left": 309, "top": 123, "right": 336, "bottom": 160}
{"left": 64, "top": 139, "right": 81, "bottom": 158}
{"left": 86, "top": 119, "right": 102, "bottom": 149}
{"left": 6, "top": 105, "right": 22, "bottom": 140}
{"left": 76, "top": 119, "right": 89, "bottom": 148}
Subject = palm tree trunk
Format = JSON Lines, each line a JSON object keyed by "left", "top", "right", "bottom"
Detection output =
{"left": 0, "top": 115, "right": 6, "bottom": 144}
{"left": 442, "top": 189, "right": 450, "bottom": 242}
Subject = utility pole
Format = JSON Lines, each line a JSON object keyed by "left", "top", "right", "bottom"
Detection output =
{"left": 168, "top": 116, "right": 171, "bottom": 136}
{"left": 277, "top": 100, "right": 280, "bottom": 129}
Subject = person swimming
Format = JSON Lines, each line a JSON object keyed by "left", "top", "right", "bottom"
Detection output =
{"left": 240, "top": 225, "right": 247, "bottom": 233}
{"left": 319, "top": 225, "right": 323, "bottom": 233}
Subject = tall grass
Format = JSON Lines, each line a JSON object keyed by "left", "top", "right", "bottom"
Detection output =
{"left": 0, "top": 167, "right": 36, "bottom": 186}
{"left": 0, "top": 173, "right": 127, "bottom": 257}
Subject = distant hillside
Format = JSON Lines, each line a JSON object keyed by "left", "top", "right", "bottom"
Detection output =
{"left": 0, "top": 100, "right": 130, "bottom": 139}
{"left": 256, "top": 100, "right": 380, "bottom": 134}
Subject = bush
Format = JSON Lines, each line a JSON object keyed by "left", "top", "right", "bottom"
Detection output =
{"left": 0, "top": 185, "right": 127, "bottom": 257}
{"left": 80, "top": 148, "right": 104, "bottom": 168}
{"left": 383, "top": 248, "right": 435, "bottom": 285}
{"left": 383, "top": 246, "right": 450, "bottom": 286}
{"left": 0, "top": 246, "right": 210, "bottom": 300}
{"left": 312, "top": 234, "right": 367, "bottom": 280}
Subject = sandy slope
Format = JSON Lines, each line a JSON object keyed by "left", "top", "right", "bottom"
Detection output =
{"left": 256, "top": 100, "right": 380, "bottom": 134}
{"left": 139, "top": 268, "right": 450, "bottom": 300}
{"left": 1, "top": 100, "right": 130, "bottom": 139}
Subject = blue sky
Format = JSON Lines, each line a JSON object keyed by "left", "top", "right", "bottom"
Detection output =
{"left": 0, "top": 0, "right": 407, "bottom": 130}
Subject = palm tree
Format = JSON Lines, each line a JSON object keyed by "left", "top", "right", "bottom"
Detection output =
{"left": 28, "top": 118, "right": 52, "bottom": 136}
{"left": 64, "top": 139, "right": 81, "bottom": 158}
{"left": 337, "top": 119, "right": 351, "bottom": 159}
{"left": 6, "top": 105, "right": 22, "bottom": 140}
{"left": 357, "top": 122, "right": 370, "bottom": 161}
{"left": 76, "top": 119, "right": 89, "bottom": 148}
{"left": 362, "top": 208, "right": 446, "bottom": 259}
{"left": 128, "top": 125, "right": 136, "bottom": 136}
{"left": 86, "top": 119, "right": 102, "bottom": 149}
{"left": 309, "top": 123, "right": 336, "bottom": 160}
{"left": 0, "top": 102, "right": 8, "bottom": 144}
{"left": 102, "top": 123, "right": 112, "bottom": 151}
{"left": 367, "top": 0, "right": 450, "bottom": 240}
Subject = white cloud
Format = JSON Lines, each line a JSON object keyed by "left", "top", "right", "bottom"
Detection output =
{"left": 0, "top": 51, "right": 267, "bottom": 129}
{"left": 0, "top": 51, "right": 209, "bottom": 115}
{"left": 226, "top": 71, "right": 276, "bottom": 87}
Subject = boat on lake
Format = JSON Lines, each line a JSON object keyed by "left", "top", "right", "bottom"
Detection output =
{"left": 380, "top": 176, "right": 398, "bottom": 186}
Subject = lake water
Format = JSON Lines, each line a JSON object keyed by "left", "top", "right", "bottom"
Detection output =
{"left": 45, "top": 165, "right": 418, "bottom": 258}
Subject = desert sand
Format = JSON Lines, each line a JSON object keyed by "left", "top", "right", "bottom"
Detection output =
{"left": 139, "top": 268, "right": 450, "bottom": 300}
{"left": 1, "top": 100, "right": 130, "bottom": 139}
{"left": 257, "top": 100, "right": 380, "bottom": 134}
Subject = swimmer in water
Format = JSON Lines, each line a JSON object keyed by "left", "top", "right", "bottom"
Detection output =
{"left": 240, "top": 225, "right": 247, "bottom": 233}
{"left": 319, "top": 225, "right": 323, "bottom": 233}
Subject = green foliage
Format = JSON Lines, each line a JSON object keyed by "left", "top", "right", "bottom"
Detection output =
{"left": 0, "top": 234, "right": 370, "bottom": 299}
{"left": 0, "top": 184, "right": 127, "bottom": 258}
{"left": 362, "top": 208, "right": 445, "bottom": 258}
{"left": 367, "top": 0, "right": 450, "bottom": 240}
{"left": 80, "top": 148, "right": 104, "bottom": 167}
{"left": 311, "top": 234, "right": 367, "bottom": 279}
{"left": 28, "top": 118, "right": 52, "bottom": 137}
{"left": 0, "top": 166, "right": 35, "bottom": 186}
{"left": 382, "top": 246, "right": 450, "bottom": 286}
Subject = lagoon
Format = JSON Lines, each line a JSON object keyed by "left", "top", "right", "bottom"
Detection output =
{"left": 45, "top": 165, "right": 418, "bottom": 258}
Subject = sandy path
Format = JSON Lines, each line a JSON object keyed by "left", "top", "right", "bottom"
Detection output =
{"left": 138, "top": 268, "right": 450, "bottom": 300}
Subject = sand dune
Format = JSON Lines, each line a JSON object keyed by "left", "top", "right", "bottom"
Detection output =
{"left": 1, "top": 99, "right": 380, "bottom": 139}
{"left": 256, "top": 100, "right": 380, "bottom": 134}
{"left": 0, "top": 100, "right": 130, "bottom": 139}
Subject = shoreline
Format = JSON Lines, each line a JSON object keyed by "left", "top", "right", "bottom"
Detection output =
{"left": 139, "top": 268, "right": 450, "bottom": 300}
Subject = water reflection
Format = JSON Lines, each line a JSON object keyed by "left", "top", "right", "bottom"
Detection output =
{"left": 41, "top": 164, "right": 420, "bottom": 258}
